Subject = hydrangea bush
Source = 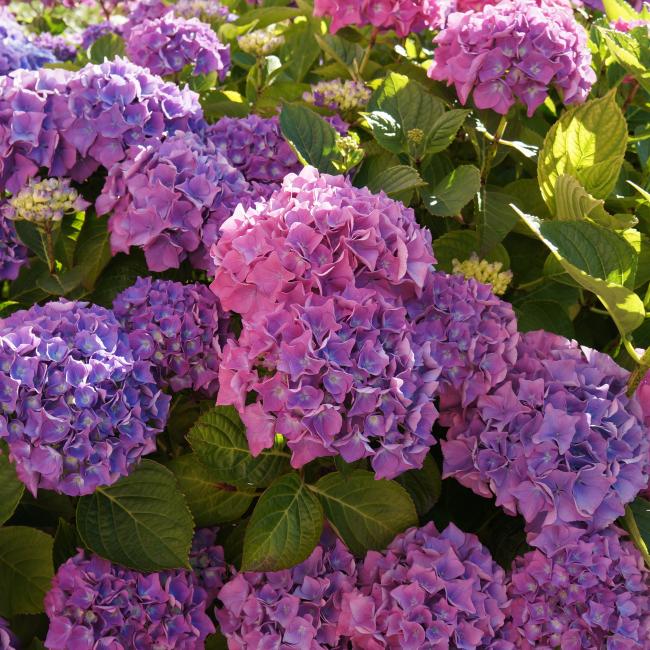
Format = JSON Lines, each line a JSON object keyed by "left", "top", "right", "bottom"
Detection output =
{"left": 0, "top": 0, "right": 649, "bottom": 648}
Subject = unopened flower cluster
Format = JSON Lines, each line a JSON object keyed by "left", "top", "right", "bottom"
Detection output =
{"left": 313, "top": 0, "right": 428, "bottom": 37}
{"left": 452, "top": 253, "right": 513, "bottom": 295}
{"left": 126, "top": 14, "right": 231, "bottom": 79}
{"left": 0, "top": 58, "right": 204, "bottom": 194}
{"left": 216, "top": 533, "right": 357, "bottom": 648}
{"left": 3, "top": 177, "right": 88, "bottom": 224}
{"left": 304, "top": 79, "right": 371, "bottom": 112}
{"left": 0, "top": 212, "right": 28, "bottom": 281}
{"left": 0, "top": 300, "right": 170, "bottom": 496}
{"left": 498, "top": 527, "right": 650, "bottom": 649}
{"left": 97, "top": 130, "right": 248, "bottom": 271}
{"left": 211, "top": 167, "right": 439, "bottom": 479}
{"left": 339, "top": 522, "right": 509, "bottom": 648}
{"left": 443, "top": 330, "right": 650, "bottom": 547}
{"left": 238, "top": 25, "right": 286, "bottom": 57}
{"left": 429, "top": 0, "right": 596, "bottom": 116}
{"left": 113, "top": 277, "right": 231, "bottom": 397}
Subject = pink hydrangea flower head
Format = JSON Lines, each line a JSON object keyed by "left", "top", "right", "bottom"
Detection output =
{"left": 499, "top": 527, "right": 650, "bottom": 649}
{"left": 210, "top": 167, "right": 439, "bottom": 479}
{"left": 0, "top": 300, "right": 170, "bottom": 496}
{"left": 442, "top": 330, "right": 650, "bottom": 548}
{"left": 97, "top": 130, "right": 249, "bottom": 272}
{"left": 428, "top": 0, "right": 595, "bottom": 116}
{"left": 216, "top": 532, "right": 357, "bottom": 649}
{"left": 126, "top": 14, "right": 231, "bottom": 79}
{"left": 113, "top": 277, "right": 232, "bottom": 397}
{"left": 339, "top": 522, "right": 509, "bottom": 648}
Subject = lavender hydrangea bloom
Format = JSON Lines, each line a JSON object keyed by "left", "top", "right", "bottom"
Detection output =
{"left": 0, "top": 211, "right": 28, "bottom": 281}
{"left": 0, "top": 300, "right": 170, "bottom": 496}
{"left": 412, "top": 272, "right": 518, "bottom": 425}
{"left": 44, "top": 536, "right": 225, "bottom": 650}
{"left": 442, "top": 330, "right": 650, "bottom": 547}
{"left": 205, "top": 115, "right": 302, "bottom": 201}
{"left": 0, "top": 58, "right": 204, "bottom": 194}
{"left": 339, "top": 522, "right": 509, "bottom": 649}
{"left": 32, "top": 33, "right": 78, "bottom": 62}
{"left": 190, "top": 527, "right": 228, "bottom": 601}
{"left": 428, "top": 0, "right": 595, "bottom": 116}
{"left": 113, "top": 277, "right": 232, "bottom": 397}
{"left": 80, "top": 20, "right": 124, "bottom": 50}
{"left": 126, "top": 14, "right": 231, "bottom": 79}
{"left": 0, "top": 618, "right": 17, "bottom": 650}
{"left": 216, "top": 533, "right": 357, "bottom": 649}
{"left": 0, "top": 8, "right": 57, "bottom": 75}
{"left": 210, "top": 167, "right": 439, "bottom": 479}
{"left": 97, "top": 130, "right": 249, "bottom": 271}
{"left": 499, "top": 528, "right": 650, "bottom": 649}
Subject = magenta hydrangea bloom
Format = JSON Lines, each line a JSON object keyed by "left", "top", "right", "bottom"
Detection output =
{"left": 126, "top": 14, "right": 231, "bottom": 79}
{"left": 339, "top": 522, "right": 509, "bottom": 649}
{"left": 313, "top": 0, "right": 428, "bottom": 37}
{"left": 428, "top": 0, "right": 595, "bottom": 117}
{"left": 210, "top": 167, "right": 439, "bottom": 479}
{"left": 635, "top": 368, "right": 650, "bottom": 426}
{"left": 205, "top": 115, "right": 301, "bottom": 201}
{"left": 0, "top": 58, "right": 204, "bottom": 195}
{"left": 216, "top": 533, "right": 357, "bottom": 649}
{"left": 97, "top": 130, "right": 249, "bottom": 271}
{"left": 44, "top": 540, "right": 224, "bottom": 650}
{"left": 442, "top": 330, "right": 650, "bottom": 547}
{"left": 0, "top": 618, "right": 17, "bottom": 650}
{"left": 411, "top": 272, "right": 518, "bottom": 425}
{"left": 113, "top": 277, "right": 232, "bottom": 397}
{"left": 0, "top": 300, "right": 170, "bottom": 496}
{"left": 0, "top": 210, "right": 28, "bottom": 281}
{"left": 499, "top": 528, "right": 650, "bottom": 649}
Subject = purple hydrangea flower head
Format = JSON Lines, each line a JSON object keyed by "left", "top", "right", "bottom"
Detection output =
{"left": 216, "top": 532, "right": 357, "bottom": 649}
{"left": 0, "top": 58, "right": 204, "bottom": 194}
{"left": 44, "top": 540, "right": 223, "bottom": 650}
{"left": 428, "top": 0, "right": 596, "bottom": 116}
{"left": 0, "top": 8, "right": 57, "bottom": 75}
{"left": 0, "top": 618, "right": 17, "bottom": 650}
{"left": 126, "top": 14, "right": 231, "bottom": 79}
{"left": 0, "top": 300, "right": 170, "bottom": 496}
{"left": 210, "top": 167, "right": 439, "bottom": 479}
{"left": 112, "top": 277, "right": 232, "bottom": 397}
{"left": 0, "top": 210, "right": 28, "bottom": 281}
{"left": 97, "top": 130, "right": 249, "bottom": 271}
{"left": 499, "top": 527, "right": 650, "bottom": 649}
{"left": 412, "top": 272, "right": 518, "bottom": 425}
{"left": 442, "top": 330, "right": 650, "bottom": 547}
{"left": 80, "top": 20, "right": 124, "bottom": 50}
{"left": 32, "top": 33, "right": 78, "bottom": 63}
{"left": 205, "top": 115, "right": 301, "bottom": 202}
{"left": 190, "top": 527, "right": 228, "bottom": 601}
{"left": 339, "top": 522, "right": 509, "bottom": 649}
{"left": 313, "top": 0, "right": 428, "bottom": 37}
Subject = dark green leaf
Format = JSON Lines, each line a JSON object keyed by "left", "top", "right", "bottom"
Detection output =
{"left": 423, "top": 165, "right": 480, "bottom": 216}
{"left": 52, "top": 518, "right": 82, "bottom": 570}
{"left": 365, "top": 165, "right": 425, "bottom": 197}
{"left": 478, "top": 190, "right": 519, "bottom": 255}
{"left": 88, "top": 33, "right": 125, "bottom": 63}
{"left": 362, "top": 111, "right": 403, "bottom": 154}
{"left": 427, "top": 109, "right": 470, "bottom": 154}
{"left": 75, "top": 215, "right": 112, "bottom": 291}
{"left": 395, "top": 455, "right": 442, "bottom": 517}
{"left": 434, "top": 230, "right": 510, "bottom": 273}
{"left": 515, "top": 299, "right": 575, "bottom": 338}
{"left": 0, "top": 450, "right": 23, "bottom": 526}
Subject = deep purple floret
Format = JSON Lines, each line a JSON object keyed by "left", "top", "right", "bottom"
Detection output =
{"left": 338, "top": 522, "right": 509, "bottom": 649}
{"left": 113, "top": 277, "right": 232, "bottom": 397}
{"left": 442, "top": 330, "right": 650, "bottom": 548}
{"left": 97, "top": 130, "right": 250, "bottom": 271}
{"left": 32, "top": 33, "right": 78, "bottom": 63}
{"left": 0, "top": 300, "right": 170, "bottom": 496}
{"left": 216, "top": 532, "right": 357, "bottom": 649}
{"left": 0, "top": 618, "right": 17, "bottom": 650}
{"left": 80, "top": 20, "right": 124, "bottom": 50}
{"left": 210, "top": 166, "right": 439, "bottom": 479}
{"left": 0, "top": 209, "right": 28, "bottom": 281}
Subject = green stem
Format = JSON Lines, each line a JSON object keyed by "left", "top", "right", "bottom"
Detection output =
{"left": 516, "top": 277, "right": 545, "bottom": 291}
{"left": 480, "top": 115, "right": 508, "bottom": 186}
{"left": 357, "top": 27, "right": 379, "bottom": 80}
{"left": 624, "top": 505, "right": 650, "bottom": 569}
{"left": 627, "top": 343, "right": 650, "bottom": 396}
{"left": 42, "top": 223, "right": 56, "bottom": 275}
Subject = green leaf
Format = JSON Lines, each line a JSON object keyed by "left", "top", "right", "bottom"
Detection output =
{"left": 13, "top": 221, "right": 54, "bottom": 265}
{"left": 624, "top": 229, "right": 650, "bottom": 288}
{"left": 0, "top": 450, "right": 24, "bottom": 526}
{"left": 37, "top": 267, "right": 84, "bottom": 296}
{"left": 310, "top": 470, "right": 417, "bottom": 556}
{"left": 0, "top": 527, "right": 53, "bottom": 617}
{"left": 279, "top": 104, "right": 338, "bottom": 173}
{"left": 478, "top": 190, "right": 519, "bottom": 255}
{"left": 427, "top": 109, "right": 470, "bottom": 154}
{"left": 90, "top": 252, "right": 148, "bottom": 308}
{"left": 362, "top": 111, "right": 403, "bottom": 154}
{"left": 365, "top": 165, "right": 425, "bottom": 197}
{"left": 234, "top": 6, "right": 302, "bottom": 28}
{"left": 55, "top": 211, "right": 85, "bottom": 270}
{"left": 76, "top": 460, "right": 194, "bottom": 572}
{"left": 434, "top": 230, "right": 510, "bottom": 272}
{"left": 52, "top": 518, "right": 82, "bottom": 570}
{"left": 603, "top": 0, "right": 641, "bottom": 24}
{"left": 202, "top": 90, "right": 249, "bottom": 120}
{"left": 553, "top": 174, "right": 624, "bottom": 228}
{"left": 422, "top": 165, "right": 481, "bottom": 217}
{"left": 395, "top": 455, "right": 442, "bottom": 517}
{"left": 313, "top": 33, "right": 364, "bottom": 71}
{"left": 75, "top": 214, "right": 112, "bottom": 291}
{"left": 168, "top": 454, "right": 255, "bottom": 526}
{"left": 538, "top": 90, "right": 627, "bottom": 213}
{"left": 628, "top": 497, "right": 650, "bottom": 549}
{"left": 187, "top": 406, "right": 291, "bottom": 489}
{"left": 242, "top": 473, "right": 323, "bottom": 572}
{"left": 515, "top": 299, "right": 575, "bottom": 338}
{"left": 88, "top": 33, "right": 124, "bottom": 62}
{"left": 599, "top": 28, "right": 650, "bottom": 94}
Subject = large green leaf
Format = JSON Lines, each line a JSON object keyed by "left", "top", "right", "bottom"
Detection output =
{"left": 422, "top": 165, "right": 480, "bottom": 217}
{"left": 0, "top": 527, "right": 53, "bottom": 617}
{"left": 76, "top": 460, "right": 194, "bottom": 572}
{"left": 168, "top": 454, "right": 255, "bottom": 526}
{"left": 515, "top": 299, "right": 575, "bottom": 338}
{"left": 242, "top": 473, "right": 323, "bottom": 572}
{"left": 366, "top": 165, "right": 425, "bottom": 197}
{"left": 310, "top": 470, "right": 417, "bottom": 556}
{"left": 89, "top": 33, "right": 124, "bottom": 62}
{"left": 629, "top": 497, "right": 650, "bottom": 548}
{"left": 395, "top": 455, "right": 442, "bottom": 517}
{"left": 279, "top": 104, "right": 338, "bottom": 173}
{"left": 75, "top": 214, "right": 112, "bottom": 291}
{"left": 433, "top": 230, "right": 510, "bottom": 272}
{"left": 0, "top": 450, "right": 23, "bottom": 526}
{"left": 538, "top": 90, "right": 627, "bottom": 213}
{"left": 478, "top": 190, "right": 519, "bottom": 255}
{"left": 188, "top": 406, "right": 291, "bottom": 489}
{"left": 52, "top": 518, "right": 82, "bottom": 570}
{"left": 599, "top": 28, "right": 650, "bottom": 94}
{"left": 427, "top": 109, "right": 470, "bottom": 154}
